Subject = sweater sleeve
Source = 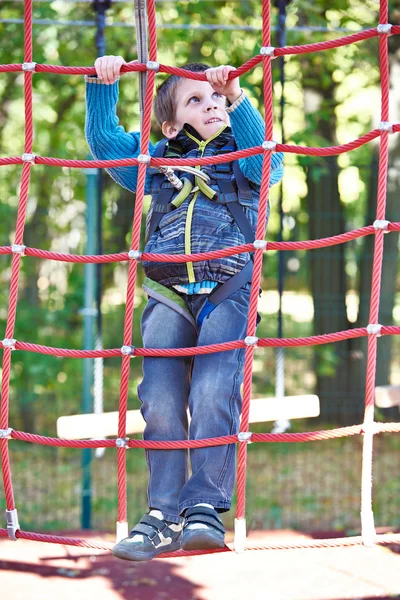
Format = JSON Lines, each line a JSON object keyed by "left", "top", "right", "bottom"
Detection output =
{"left": 84, "top": 77, "right": 158, "bottom": 193}
{"left": 227, "top": 92, "right": 284, "bottom": 187}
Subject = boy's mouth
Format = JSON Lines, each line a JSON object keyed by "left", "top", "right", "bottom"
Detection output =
{"left": 205, "top": 117, "right": 221, "bottom": 125}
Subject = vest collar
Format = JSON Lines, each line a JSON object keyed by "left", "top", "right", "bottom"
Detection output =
{"left": 175, "top": 123, "right": 233, "bottom": 153}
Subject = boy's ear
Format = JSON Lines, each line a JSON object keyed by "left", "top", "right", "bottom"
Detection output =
{"left": 161, "top": 121, "right": 179, "bottom": 139}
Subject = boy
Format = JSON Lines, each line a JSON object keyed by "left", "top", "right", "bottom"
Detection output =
{"left": 85, "top": 56, "right": 283, "bottom": 560}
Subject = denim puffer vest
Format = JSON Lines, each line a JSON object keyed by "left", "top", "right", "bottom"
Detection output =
{"left": 142, "top": 124, "right": 266, "bottom": 289}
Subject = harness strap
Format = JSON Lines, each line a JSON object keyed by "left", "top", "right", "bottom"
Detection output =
{"left": 147, "top": 139, "right": 176, "bottom": 241}
{"left": 197, "top": 261, "right": 254, "bottom": 326}
{"left": 226, "top": 200, "right": 255, "bottom": 244}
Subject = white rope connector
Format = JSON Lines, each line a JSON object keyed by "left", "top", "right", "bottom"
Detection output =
{"left": 146, "top": 61, "right": 160, "bottom": 71}
{"left": 11, "top": 244, "right": 26, "bottom": 256}
{"left": 253, "top": 239, "right": 267, "bottom": 250}
{"left": 378, "top": 121, "right": 393, "bottom": 133}
{"left": 121, "top": 345, "right": 135, "bottom": 356}
{"left": 244, "top": 336, "right": 258, "bottom": 346}
{"left": 116, "top": 437, "right": 129, "bottom": 448}
{"left": 234, "top": 518, "right": 247, "bottom": 554}
{"left": 361, "top": 421, "right": 380, "bottom": 436}
{"left": 137, "top": 154, "right": 151, "bottom": 165}
{"left": 260, "top": 46, "right": 276, "bottom": 57}
{"left": 377, "top": 23, "right": 392, "bottom": 35}
{"left": 128, "top": 249, "right": 142, "bottom": 260}
{"left": 6, "top": 508, "right": 20, "bottom": 541}
{"left": 21, "top": 153, "right": 36, "bottom": 163}
{"left": 2, "top": 338, "right": 17, "bottom": 350}
{"left": 0, "top": 428, "right": 13, "bottom": 439}
{"left": 116, "top": 521, "right": 129, "bottom": 543}
{"left": 22, "top": 62, "right": 37, "bottom": 72}
{"left": 238, "top": 431, "right": 253, "bottom": 444}
{"left": 373, "top": 219, "right": 390, "bottom": 232}
{"left": 366, "top": 324, "right": 382, "bottom": 337}
{"left": 262, "top": 140, "right": 277, "bottom": 151}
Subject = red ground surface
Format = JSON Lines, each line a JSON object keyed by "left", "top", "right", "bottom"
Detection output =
{"left": 1, "top": 530, "right": 399, "bottom": 600}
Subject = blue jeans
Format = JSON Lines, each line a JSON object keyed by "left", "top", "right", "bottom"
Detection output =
{"left": 137, "top": 286, "right": 251, "bottom": 523}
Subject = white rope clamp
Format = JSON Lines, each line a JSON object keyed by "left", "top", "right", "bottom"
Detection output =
{"left": 121, "top": 345, "right": 135, "bottom": 356}
{"left": 146, "top": 61, "right": 160, "bottom": 72}
{"left": 244, "top": 336, "right": 258, "bottom": 346}
{"left": 116, "top": 437, "right": 129, "bottom": 448}
{"left": 373, "top": 219, "right": 390, "bottom": 232}
{"left": 361, "top": 421, "right": 380, "bottom": 436}
{"left": 0, "top": 428, "right": 13, "bottom": 439}
{"left": 12, "top": 244, "right": 26, "bottom": 256}
{"left": 2, "top": 338, "right": 17, "bottom": 350}
{"left": 22, "top": 62, "right": 37, "bottom": 72}
{"left": 377, "top": 23, "right": 392, "bottom": 35}
{"left": 128, "top": 249, "right": 142, "bottom": 260}
{"left": 238, "top": 431, "right": 253, "bottom": 444}
{"left": 260, "top": 46, "right": 276, "bottom": 57}
{"left": 6, "top": 508, "right": 20, "bottom": 541}
{"left": 116, "top": 521, "right": 129, "bottom": 543}
{"left": 234, "top": 518, "right": 247, "bottom": 554}
{"left": 366, "top": 324, "right": 382, "bottom": 337}
{"left": 262, "top": 140, "right": 277, "bottom": 151}
{"left": 378, "top": 121, "right": 393, "bottom": 133}
{"left": 253, "top": 239, "right": 267, "bottom": 250}
{"left": 21, "top": 153, "right": 36, "bottom": 163}
{"left": 137, "top": 154, "right": 151, "bottom": 165}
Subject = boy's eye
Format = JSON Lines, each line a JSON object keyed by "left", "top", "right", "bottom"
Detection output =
{"left": 188, "top": 96, "right": 200, "bottom": 103}
{"left": 213, "top": 92, "right": 222, "bottom": 98}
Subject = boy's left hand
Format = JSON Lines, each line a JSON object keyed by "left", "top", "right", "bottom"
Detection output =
{"left": 206, "top": 66, "right": 241, "bottom": 105}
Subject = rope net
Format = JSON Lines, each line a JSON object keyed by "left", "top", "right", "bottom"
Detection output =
{"left": 1, "top": 0, "right": 400, "bottom": 555}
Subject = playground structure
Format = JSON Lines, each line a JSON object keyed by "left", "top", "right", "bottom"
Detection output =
{"left": 1, "top": 0, "right": 400, "bottom": 557}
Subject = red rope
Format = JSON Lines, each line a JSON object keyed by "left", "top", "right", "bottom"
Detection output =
{"left": 0, "top": 0, "right": 398, "bottom": 552}
{"left": 0, "top": 527, "right": 399, "bottom": 554}
{"left": 4, "top": 324, "right": 400, "bottom": 359}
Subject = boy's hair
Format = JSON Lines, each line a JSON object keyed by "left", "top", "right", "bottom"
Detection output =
{"left": 153, "top": 62, "right": 210, "bottom": 126}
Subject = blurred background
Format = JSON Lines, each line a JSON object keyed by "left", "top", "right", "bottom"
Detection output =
{"left": 0, "top": 0, "right": 399, "bottom": 536}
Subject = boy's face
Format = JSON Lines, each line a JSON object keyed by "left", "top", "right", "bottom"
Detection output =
{"left": 162, "top": 78, "right": 230, "bottom": 141}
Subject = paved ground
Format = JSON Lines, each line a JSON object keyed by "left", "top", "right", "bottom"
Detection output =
{"left": 1, "top": 530, "right": 399, "bottom": 600}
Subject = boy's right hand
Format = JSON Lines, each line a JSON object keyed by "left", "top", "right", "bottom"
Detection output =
{"left": 94, "top": 55, "right": 127, "bottom": 84}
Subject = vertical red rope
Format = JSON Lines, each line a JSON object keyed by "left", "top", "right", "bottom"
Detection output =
{"left": 360, "top": 0, "right": 390, "bottom": 541}
{"left": 1, "top": 0, "right": 35, "bottom": 512}
{"left": 236, "top": 0, "right": 273, "bottom": 520}
{"left": 116, "top": 0, "right": 158, "bottom": 526}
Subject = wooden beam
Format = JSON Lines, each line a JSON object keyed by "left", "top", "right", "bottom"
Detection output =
{"left": 57, "top": 394, "right": 320, "bottom": 440}
{"left": 375, "top": 385, "right": 400, "bottom": 409}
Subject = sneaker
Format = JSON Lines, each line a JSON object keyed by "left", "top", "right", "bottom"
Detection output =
{"left": 112, "top": 513, "right": 182, "bottom": 561}
{"left": 182, "top": 505, "right": 225, "bottom": 551}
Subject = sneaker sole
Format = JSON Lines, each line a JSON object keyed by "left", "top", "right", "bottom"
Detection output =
{"left": 112, "top": 540, "right": 182, "bottom": 562}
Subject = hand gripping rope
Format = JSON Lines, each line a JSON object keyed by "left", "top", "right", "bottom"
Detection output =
{"left": 1, "top": 0, "right": 400, "bottom": 555}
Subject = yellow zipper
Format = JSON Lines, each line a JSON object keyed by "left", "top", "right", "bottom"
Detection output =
{"left": 183, "top": 126, "right": 227, "bottom": 283}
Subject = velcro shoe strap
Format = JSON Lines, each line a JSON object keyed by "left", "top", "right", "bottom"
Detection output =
{"left": 140, "top": 514, "right": 172, "bottom": 535}
{"left": 131, "top": 523, "right": 160, "bottom": 543}
{"left": 186, "top": 506, "right": 222, "bottom": 519}
{"left": 140, "top": 514, "right": 165, "bottom": 529}
{"left": 185, "top": 508, "right": 225, "bottom": 534}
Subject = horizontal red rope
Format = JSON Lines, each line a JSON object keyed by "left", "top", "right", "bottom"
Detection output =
{"left": 1, "top": 325, "right": 400, "bottom": 359}
{"left": 8, "top": 423, "right": 400, "bottom": 450}
{"left": 0, "top": 528, "right": 399, "bottom": 553}
{"left": 2, "top": 127, "right": 399, "bottom": 170}
{"left": 0, "top": 223, "right": 398, "bottom": 265}
{"left": 1, "top": 26, "right": 399, "bottom": 77}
